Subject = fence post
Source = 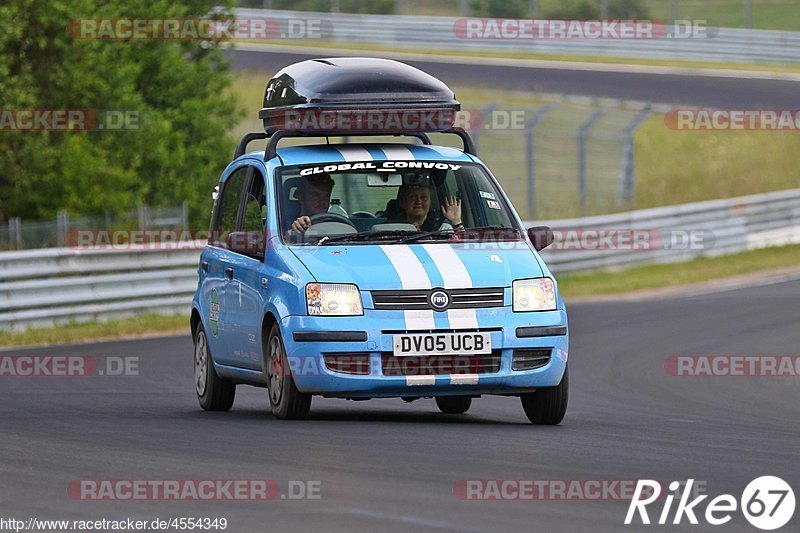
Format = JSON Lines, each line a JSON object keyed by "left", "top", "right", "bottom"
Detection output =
{"left": 56, "top": 210, "right": 69, "bottom": 247}
{"left": 577, "top": 109, "right": 606, "bottom": 215}
{"left": 743, "top": 0, "right": 752, "bottom": 29}
{"left": 617, "top": 106, "right": 652, "bottom": 207}
{"left": 529, "top": 0, "right": 538, "bottom": 17}
{"left": 9, "top": 217, "right": 22, "bottom": 250}
{"left": 138, "top": 205, "right": 150, "bottom": 230}
{"left": 525, "top": 104, "right": 556, "bottom": 220}
{"left": 670, "top": 0, "right": 678, "bottom": 23}
{"left": 600, "top": 0, "right": 608, "bottom": 19}
{"left": 471, "top": 103, "right": 498, "bottom": 153}
{"left": 460, "top": 0, "right": 469, "bottom": 16}
{"left": 181, "top": 201, "right": 189, "bottom": 229}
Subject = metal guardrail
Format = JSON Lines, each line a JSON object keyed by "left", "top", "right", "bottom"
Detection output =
{"left": 235, "top": 8, "right": 800, "bottom": 64}
{"left": 538, "top": 189, "right": 800, "bottom": 273}
{"left": 0, "top": 246, "right": 203, "bottom": 331}
{"left": 1, "top": 189, "right": 800, "bottom": 331}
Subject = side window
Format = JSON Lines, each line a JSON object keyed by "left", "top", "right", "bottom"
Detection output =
{"left": 214, "top": 167, "right": 248, "bottom": 244}
{"left": 243, "top": 167, "right": 266, "bottom": 233}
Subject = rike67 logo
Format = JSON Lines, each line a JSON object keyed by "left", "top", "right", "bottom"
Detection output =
{"left": 626, "top": 477, "right": 796, "bottom": 530}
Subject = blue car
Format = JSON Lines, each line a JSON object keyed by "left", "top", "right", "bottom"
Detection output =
{"left": 190, "top": 58, "right": 568, "bottom": 423}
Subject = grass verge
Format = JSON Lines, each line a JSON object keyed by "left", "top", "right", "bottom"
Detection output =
{"left": 557, "top": 243, "right": 800, "bottom": 297}
{"left": 0, "top": 313, "right": 188, "bottom": 350}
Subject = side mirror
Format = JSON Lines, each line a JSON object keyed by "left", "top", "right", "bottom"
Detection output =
{"left": 226, "top": 230, "right": 265, "bottom": 258}
{"left": 527, "top": 226, "right": 554, "bottom": 251}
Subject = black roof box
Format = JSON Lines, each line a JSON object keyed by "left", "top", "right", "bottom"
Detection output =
{"left": 258, "top": 57, "right": 461, "bottom": 134}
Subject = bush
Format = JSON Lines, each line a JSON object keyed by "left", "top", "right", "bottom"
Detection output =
{"left": 0, "top": 0, "right": 242, "bottom": 227}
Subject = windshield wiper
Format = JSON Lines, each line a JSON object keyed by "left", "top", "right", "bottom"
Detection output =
{"left": 315, "top": 230, "right": 417, "bottom": 245}
{"left": 398, "top": 228, "right": 454, "bottom": 244}
{"left": 469, "top": 225, "right": 515, "bottom": 231}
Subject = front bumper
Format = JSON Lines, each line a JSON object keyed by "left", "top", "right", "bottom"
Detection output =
{"left": 280, "top": 307, "right": 568, "bottom": 398}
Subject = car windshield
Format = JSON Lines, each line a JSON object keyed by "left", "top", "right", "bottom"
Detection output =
{"left": 277, "top": 159, "right": 522, "bottom": 245}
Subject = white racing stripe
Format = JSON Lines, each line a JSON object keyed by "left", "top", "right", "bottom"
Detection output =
{"left": 450, "top": 374, "right": 479, "bottom": 385}
{"left": 335, "top": 145, "right": 374, "bottom": 162}
{"left": 379, "top": 245, "right": 435, "bottom": 330}
{"left": 424, "top": 145, "right": 465, "bottom": 159}
{"left": 406, "top": 375, "right": 436, "bottom": 386}
{"left": 421, "top": 244, "right": 479, "bottom": 330}
{"left": 379, "top": 145, "right": 415, "bottom": 160}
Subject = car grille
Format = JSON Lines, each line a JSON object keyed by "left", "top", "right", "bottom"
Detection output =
{"left": 381, "top": 352, "right": 502, "bottom": 376}
{"left": 371, "top": 287, "right": 505, "bottom": 310}
{"left": 511, "top": 349, "right": 552, "bottom": 371}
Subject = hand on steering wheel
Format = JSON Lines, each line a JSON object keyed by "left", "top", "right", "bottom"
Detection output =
{"left": 308, "top": 212, "right": 355, "bottom": 227}
{"left": 291, "top": 212, "right": 356, "bottom": 234}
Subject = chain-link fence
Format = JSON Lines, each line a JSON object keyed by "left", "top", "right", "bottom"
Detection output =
{"left": 0, "top": 204, "right": 189, "bottom": 251}
{"left": 423, "top": 101, "right": 652, "bottom": 221}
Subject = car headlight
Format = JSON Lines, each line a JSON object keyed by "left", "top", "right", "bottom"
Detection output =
{"left": 513, "top": 278, "right": 557, "bottom": 312}
{"left": 306, "top": 283, "right": 363, "bottom": 316}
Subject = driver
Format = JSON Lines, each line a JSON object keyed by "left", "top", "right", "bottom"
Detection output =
{"left": 290, "top": 173, "right": 335, "bottom": 234}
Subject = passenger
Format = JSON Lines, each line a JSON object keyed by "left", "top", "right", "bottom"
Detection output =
{"left": 395, "top": 181, "right": 462, "bottom": 231}
{"left": 290, "top": 173, "right": 335, "bottom": 234}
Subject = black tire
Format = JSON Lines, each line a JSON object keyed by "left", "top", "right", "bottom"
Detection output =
{"left": 435, "top": 396, "right": 472, "bottom": 414}
{"left": 521, "top": 365, "right": 568, "bottom": 425}
{"left": 266, "top": 323, "right": 312, "bottom": 420}
{"left": 194, "top": 323, "right": 235, "bottom": 411}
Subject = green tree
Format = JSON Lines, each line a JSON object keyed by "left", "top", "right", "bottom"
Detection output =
{"left": 0, "top": 0, "right": 242, "bottom": 226}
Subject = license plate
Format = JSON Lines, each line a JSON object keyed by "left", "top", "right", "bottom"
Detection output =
{"left": 393, "top": 332, "right": 491, "bottom": 356}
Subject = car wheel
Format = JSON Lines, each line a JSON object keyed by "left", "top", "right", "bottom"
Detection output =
{"left": 520, "top": 365, "right": 568, "bottom": 425}
{"left": 194, "top": 323, "right": 235, "bottom": 411}
{"left": 435, "top": 396, "right": 472, "bottom": 414}
{"left": 266, "top": 323, "right": 311, "bottom": 420}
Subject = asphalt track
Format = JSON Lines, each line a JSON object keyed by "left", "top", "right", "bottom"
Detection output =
{"left": 2, "top": 280, "right": 798, "bottom": 532}
{"left": 228, "top": 48, "right": 800, "bottom": 108}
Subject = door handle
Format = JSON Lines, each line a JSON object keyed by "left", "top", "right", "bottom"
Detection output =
{"left": 225, "top": 267, "right": 234, "bottom": 280}
{"left": 201, "top": 261, "right": 208, "bottom": 271}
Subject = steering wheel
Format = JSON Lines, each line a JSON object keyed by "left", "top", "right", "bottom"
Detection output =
{"left": 422, "top": 212, "right": 448, "bottom": 232}
{"left": 309, "top": 212, "right": 356, "bottom": 227}
{"left": 350, "top": 211, "right": 377, "bottom": 218}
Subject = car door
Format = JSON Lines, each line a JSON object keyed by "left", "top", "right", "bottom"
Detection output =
{"left": 201, "top": 165, "right": 249, "bottom": 367}
{"left": 223, "top": 164, "right": 268, "bottom": 370}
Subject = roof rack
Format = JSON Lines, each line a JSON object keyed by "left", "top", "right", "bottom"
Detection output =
{"left": 263, "top": 128, "right": 474, "bottom": 160}
{"left": 234, "top": 128, "right": 476, "bottom": 161}
{"left": 234, "top": 132, "right": 269, "bottom": 159}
